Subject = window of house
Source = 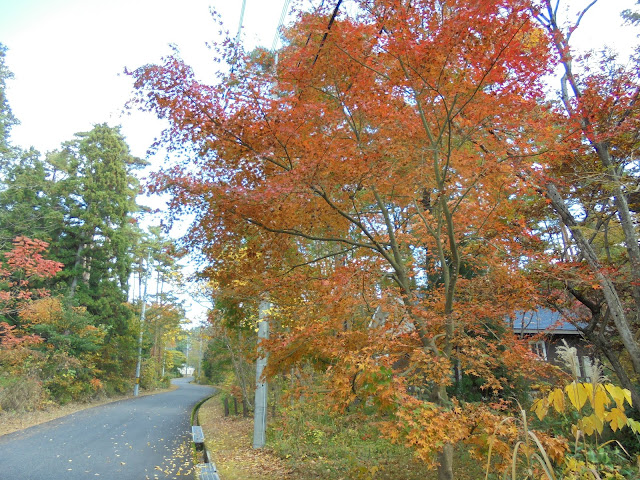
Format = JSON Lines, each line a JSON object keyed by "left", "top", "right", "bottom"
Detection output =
{"left": 530, "top": 340, "right": 547, "bottom": 361}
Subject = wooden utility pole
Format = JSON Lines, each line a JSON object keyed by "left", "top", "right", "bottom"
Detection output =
{"left": 252, "top": 300, "right": 270, "bottom": 448}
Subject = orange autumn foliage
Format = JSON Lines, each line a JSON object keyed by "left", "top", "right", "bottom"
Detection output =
{"left": 0, "top": 237, "right": 63, "bottom": 314}
{"left": 129, "top": 0, "right": 570, "bottom": 473}
{"left": 0, "top": 237, "right": 62, "bottom": 349}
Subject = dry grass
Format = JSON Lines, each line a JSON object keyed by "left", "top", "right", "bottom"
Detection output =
{"left": 0, "top": 385, "right": 176, "bottom": 438}
{"left": 198, "top": 397, "right": 292, "bottom": 480}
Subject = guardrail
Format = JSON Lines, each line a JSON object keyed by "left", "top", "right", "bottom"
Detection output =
{"left": 191, "top": 395, "right": 220, "bottom": 480}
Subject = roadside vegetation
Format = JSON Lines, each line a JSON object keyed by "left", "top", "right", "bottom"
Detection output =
{"left": 0, "top": 45, "right": 192, "bottom": 419}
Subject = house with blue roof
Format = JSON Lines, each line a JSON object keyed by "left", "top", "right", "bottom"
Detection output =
{"left": 511, "top": 309, "right": 594, "bottom": 380}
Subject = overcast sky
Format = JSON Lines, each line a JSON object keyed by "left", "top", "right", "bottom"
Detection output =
{"left": 0, "top": 0, "right": 638, "bottom": 322}
{"left": 0, "top": 0, "right": 295, "bottom": 157}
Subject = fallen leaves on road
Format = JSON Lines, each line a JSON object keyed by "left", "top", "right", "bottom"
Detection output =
{"left": 150, "top": 438, "right": 194, "bottom": 479}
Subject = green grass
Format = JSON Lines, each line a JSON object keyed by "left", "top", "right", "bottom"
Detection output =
{"left": 269, "top": 402, "right": 484, "bottom": 480}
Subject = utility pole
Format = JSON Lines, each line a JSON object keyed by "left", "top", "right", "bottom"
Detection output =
{"left": 133, "top": 253, "right": 150, "bottom": 396}
{"left": 186, "top": 335, "right": 191, "bottom": 376}
{"left": 253, "top": 300, "right": 270, "bottom": 448}
{"left": 198, "top": 323, "right": 205, "bottom": 382}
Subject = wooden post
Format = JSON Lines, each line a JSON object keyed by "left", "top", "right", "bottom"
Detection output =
{"left": 223, "top": 397, "right": 229, "bottom": 417}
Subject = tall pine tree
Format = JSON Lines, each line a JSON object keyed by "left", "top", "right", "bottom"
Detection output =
{"left": 51, "top": 124, "right": 147, "bottom": 334}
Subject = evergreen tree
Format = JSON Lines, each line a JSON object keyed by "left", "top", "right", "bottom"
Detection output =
{"left": 50, "top": 124, "right": 147, "bottom": 335}
{"left": 0, "top": 149, "right": 64, "bottom": 251}
{"left": 0, "top": 43, "right": 18, "bottom": 160}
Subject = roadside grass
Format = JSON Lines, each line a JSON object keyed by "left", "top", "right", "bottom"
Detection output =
{"left": 198, "top": 396, "right": 484, "bottom": 480}
{"left": 198, "top": 394, "right": 290, "bottom": 480}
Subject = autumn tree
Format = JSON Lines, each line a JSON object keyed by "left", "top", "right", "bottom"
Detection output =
{"left": 0, "top": 236, "right": 62, "bottom": 379}
{"left": 0, "top": 236, "right": 63, "bottom": 320}
{"left": 129, "top": 1, "right": 567, "bottom": 477}
{"left": 531, "top": 1, "right": 640, "bottom": 412}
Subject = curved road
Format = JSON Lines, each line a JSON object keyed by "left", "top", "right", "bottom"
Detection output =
{"left": 0, "top": 377, "right": 214, "bottom": 480}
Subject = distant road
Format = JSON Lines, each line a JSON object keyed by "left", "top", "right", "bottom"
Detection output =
{"left": 0, "top": 377, "right": 215, "bottom": 480}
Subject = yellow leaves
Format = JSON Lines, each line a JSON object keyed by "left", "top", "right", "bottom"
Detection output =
{"left": 605, "top": 384, "right": 632, "bottom": 409}
{"left": 532, "top": 382, "right": 638, "bottom": 439}
{"left": 546, "top": 388, "right": 565, "bottom": 414}
{"left": 533, "top": 398, "right": 548, "bottom": 421}
{"left": 519, "top": 25, "right": 547, "bottom": 51}
{"left": 579, "top": 413, "right": 604, "bottom": 436}
{"left": 627, "top": 418, "right": 640, "bottom": 435}
{"left": 604, "top": 408, "right": 628, "bottom": 432}
{"left": 552, "top": 388, "right": 565, "bottom": 412}
{"left": 592, "top": 388, "right": 609, "bottom": 420}
{"left": 564, "top": 382, "right": 588, "bottom": 412}
{"left": 582, "top": 382, "right": 594, "bottom": 404}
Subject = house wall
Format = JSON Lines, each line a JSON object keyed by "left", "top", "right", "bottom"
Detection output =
{"left": 544, "top": 334, "right": 594, "bottom": 381}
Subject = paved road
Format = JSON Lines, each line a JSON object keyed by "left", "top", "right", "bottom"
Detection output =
{"left": 0, "top": 377, "right": 215, "bottom": 480}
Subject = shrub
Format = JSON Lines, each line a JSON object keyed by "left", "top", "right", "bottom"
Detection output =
{"left": 0, "top": 375, "right": 45, "bottom": 412}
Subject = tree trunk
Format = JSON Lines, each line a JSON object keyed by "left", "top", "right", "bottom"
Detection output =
{"left": 595, "top": 338, "right": 640, "bottom": 417}
{"left": 69, "top": 242, "right": 84, "bottom": 297}
{"left": 545, "top": 181, "right": 640, "bottom": 376}
{"left": 437, "top": 443, "right": 454, "bottom": 480}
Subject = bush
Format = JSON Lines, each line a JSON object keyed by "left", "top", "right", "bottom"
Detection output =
{"left": 102, "top": 376, "right": 132, "bottom": 396}
{"left": 0, "top": 376, "right": 46, "bottom": 412}
{"left": 44, "top": 369, "right": 98, "bottom": 404}
{"left": 140, "top": 358, "right": 163, "bottom": 390}
{"left": 269, "top": 395, "right": 484, "bottom": 480}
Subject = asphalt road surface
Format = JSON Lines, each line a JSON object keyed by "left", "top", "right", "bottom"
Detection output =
{"left": 0, "top": 377, "right": 215, "bottom": 480}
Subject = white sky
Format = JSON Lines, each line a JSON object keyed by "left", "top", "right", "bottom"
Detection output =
{"left": 1, "top": 0, "right": 293, "bottom": 157}
{"left": 0, "top": 0, "right": 638, "bottom": 322}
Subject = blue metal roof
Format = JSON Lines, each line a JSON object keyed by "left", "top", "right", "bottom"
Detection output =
{"left": 511, "top": 309, "right": 581, "bottom": 334}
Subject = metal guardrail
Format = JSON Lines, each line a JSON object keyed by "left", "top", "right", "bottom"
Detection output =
{"left": 191, "top": 411, "right": 220, "bottom": 479}
{"left": 192, "top": 425, "right": 205, "bottom": 447}
{"left": 196, "top": 462, "right": 220, "bottom": 480}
